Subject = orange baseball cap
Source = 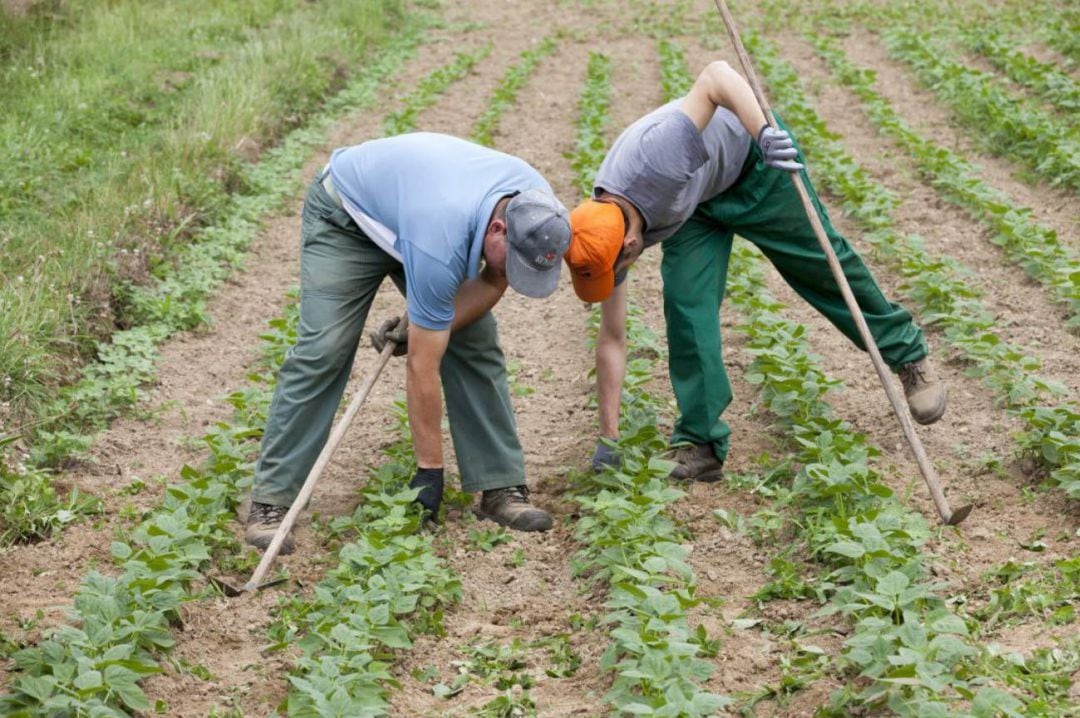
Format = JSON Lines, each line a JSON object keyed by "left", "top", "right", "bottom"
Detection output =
{"left": 566, "top": 199, "right": 625, "bottom": 302}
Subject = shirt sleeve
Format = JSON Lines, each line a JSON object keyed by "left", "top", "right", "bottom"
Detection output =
{"left": 400, "top": 242, "right": 460, "bottom": 331}
{"left": 638, "top": 110, "right": 709, "bottom": 180}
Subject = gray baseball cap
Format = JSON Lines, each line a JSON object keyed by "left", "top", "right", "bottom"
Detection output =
{"left": 504, "top": 188, "right": 571, "bottom": 299}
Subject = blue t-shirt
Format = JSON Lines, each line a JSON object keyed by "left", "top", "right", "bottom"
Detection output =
{"left": 328, "top": 133, "right": 551, "bottom": 330}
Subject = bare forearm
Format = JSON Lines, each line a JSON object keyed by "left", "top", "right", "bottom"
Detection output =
{"left": 406, "top": 327, "right": 451, "bottom": 468}
{"left": 452, "top": 265, "right": 507, "bottom": 331}
{"left": 596, "top": 283, "right": 628, "bottom": 438}
{"left": 596, "top": 338, "right": 625, "bottom": 439}
{"left": 407, "top": 360, "right": 443, "bottom": 468}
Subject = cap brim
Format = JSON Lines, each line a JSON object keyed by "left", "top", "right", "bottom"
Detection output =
{"left": 570, "top": 267, "right": 614, "bottom": 303}
{"left": 506, "top": 246, "right": 562, "bottom": 299}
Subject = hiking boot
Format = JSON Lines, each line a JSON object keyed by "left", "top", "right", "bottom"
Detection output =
{"left": 478, "top": 486, "right": 553, "bottom": 532}
{"left": 898, "top": 358, "right": 947, "bottom": 425}
{"left": 245, "top": 501, "right": 295, "bottom": 555}
{"left": 666, "top": 443, "right": 724, "bottom": 482}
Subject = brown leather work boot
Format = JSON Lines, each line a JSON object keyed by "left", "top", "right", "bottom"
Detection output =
{"left": 898, "top": 358, "right": 947, "bottom": 425}
{"left": 478, "top": 486, "right": 553, "bottom": 532}
{"left": 245, "top": 501, "right": 296, "bottom": 555}
{"left": 666, "top": 443, "right": 724, "bottom": 482}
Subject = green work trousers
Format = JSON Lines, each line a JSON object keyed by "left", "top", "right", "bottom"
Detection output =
{"left": 251, "top": 175, "right": 525, "bottom": 507}
{"left": 661, "top": 123, "right": 927, "bottom": 461}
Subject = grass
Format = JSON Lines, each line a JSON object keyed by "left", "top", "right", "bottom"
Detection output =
{"left": 0, "top": 0, "right": 407, "bottom": 428}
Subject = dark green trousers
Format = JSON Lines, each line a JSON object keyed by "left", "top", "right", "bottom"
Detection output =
{"left": 251, "top": 176, "right": 525, "bottom": 506}
{"left": 661, "top": 124, "right": 926, "bottom": 461}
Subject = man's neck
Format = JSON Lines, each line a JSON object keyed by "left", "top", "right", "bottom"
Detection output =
{"left": 603, "top": 192, "right": 645, "bottom": 235}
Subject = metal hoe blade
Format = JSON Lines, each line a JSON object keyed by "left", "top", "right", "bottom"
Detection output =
{"left": 946, "top": 504, "right": 973, "bottom": 526}
{"left": 208, "top": 575, "right": 286, "bottom": 597}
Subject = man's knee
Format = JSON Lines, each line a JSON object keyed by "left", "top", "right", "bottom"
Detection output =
{"left": 289, "top": 322, "right": 360, "bottom": 373}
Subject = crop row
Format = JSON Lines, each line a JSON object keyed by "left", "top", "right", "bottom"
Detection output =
{"left": 787, "top": 13, "right": 1080, "bottom": 327}
{"left": 471, "top": 35, "right": 560, "bottom": 147}
{"left": 267, "top": 400, "right": 460, "bottom": 717}
{"left": 563, "top": 49, "right": 729, "bottom": 717}
{"left": 741, "top": 29, "right": 1080, "bottom": 501}
{"left": 963, "top": 29, "right": 1080, "bottom": 114}
{"left": 570, "top": 52, "right": 616, "bottom": 198}
{"left": 879, "top": 25, "right": 1080, "bottom": 192}
{"left": 947, "top": 1, "right": 1079, "bottom": 70}
{"left": 0, "top": 293, "right": 296, "bottom": 716}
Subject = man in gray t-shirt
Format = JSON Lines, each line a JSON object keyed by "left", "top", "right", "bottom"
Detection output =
{"left": 566, "top": 60, "right": 945, "bottom": 481}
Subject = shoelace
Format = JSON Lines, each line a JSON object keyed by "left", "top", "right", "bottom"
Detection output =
{"left": 257, "top": 504, "right": 289, "bottom": 523}
{"left": 500, "top": 486, "right": 530, "bottom": 504}
{"left": 899, "top": 362, "right": 926, "bottom": 391}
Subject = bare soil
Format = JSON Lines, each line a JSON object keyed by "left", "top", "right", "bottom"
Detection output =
{"left": 2, "top": 0, "right": 1076, "bottom": 715}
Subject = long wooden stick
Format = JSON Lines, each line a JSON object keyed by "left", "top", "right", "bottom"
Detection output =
{"left": 242, "top": 319, "right": 407, "bottom": 591}
{"left": 713, "top": 0, "right": 969, "bottom": 526}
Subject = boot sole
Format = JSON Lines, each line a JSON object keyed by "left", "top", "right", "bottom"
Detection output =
{"left": 245, "top": 531, "right": 296, "bottom": 555}
{"left": 694, "top": 468, "right": 725, "bottom": 483}
{"left": 668, "top": 465, "right": 725, "bottom": 483}
{"left": 478, "top": 510, "right": 553, "bottom": 532}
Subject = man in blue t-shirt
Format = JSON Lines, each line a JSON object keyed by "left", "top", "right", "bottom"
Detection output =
{"left": 246, "top": 133, "right": 571, "bottom": 554}
{"left": 566, "top": 61, "right": 945, "bottom": 481}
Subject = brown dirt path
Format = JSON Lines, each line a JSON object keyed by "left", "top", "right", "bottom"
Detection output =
{"left": 386, "top": 11, "right": 609, "bottom": 718}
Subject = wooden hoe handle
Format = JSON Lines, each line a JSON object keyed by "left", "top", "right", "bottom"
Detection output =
{"left": 713, "top": 0, "right": 966, "bottom": 526}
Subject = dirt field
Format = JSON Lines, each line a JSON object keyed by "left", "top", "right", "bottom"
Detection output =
{"left": 2, "top": 0, "right": 1077, "bottom": 715}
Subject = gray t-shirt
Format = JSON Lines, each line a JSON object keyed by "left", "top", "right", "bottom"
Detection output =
{"left": 594, "top": 100, "right": 752, "bottom": 249}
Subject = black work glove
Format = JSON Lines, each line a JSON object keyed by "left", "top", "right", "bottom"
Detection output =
{"left": 591, "top": 440, "right": 620, "bottom": 474}
{"left": 409, "top": 467, "right": 444, "bottom": 523}
{"left": 370, "top": 316, "right": 408, "bottom": 356}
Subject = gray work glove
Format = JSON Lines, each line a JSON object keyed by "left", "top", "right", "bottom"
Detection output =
{"left": 591, "top": 440, "right": 620, "bottom": 474}
{"left": 756, "top": 125, "right": 804, "bottom": 172}
{"left": 370, "top": 316, "right": 408, "bottom": 356}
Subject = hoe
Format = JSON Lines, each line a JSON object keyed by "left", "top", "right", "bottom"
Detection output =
{"left": 714, "top": 0, "right": 972, "bottom": 526}
{"left": 211, "top": 319, "right": 408, "bottom": 596}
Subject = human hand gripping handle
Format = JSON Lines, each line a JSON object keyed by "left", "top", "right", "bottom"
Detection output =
{"left": 756, "top": 125, "right": 803, "bottom": 172}
{"left": 371, "top": 316, "right": 408, "bottom": 356}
